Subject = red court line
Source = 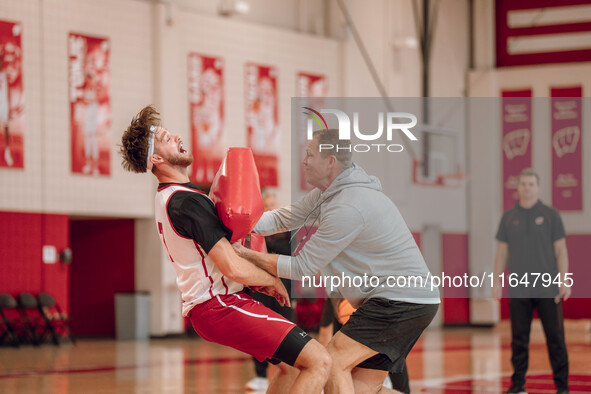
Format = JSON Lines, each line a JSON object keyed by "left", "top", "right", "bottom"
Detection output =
{"left": 0, "top": 356, "right": 250, "bottom": 379}
{"left": 412, "top": 339, "right": 591, "bottom": 354}
{"left": 528, "top": 375, "right": 591, "bottom": 383}
{"left": 430, "top": 374, "right": 591, "bottom": 394}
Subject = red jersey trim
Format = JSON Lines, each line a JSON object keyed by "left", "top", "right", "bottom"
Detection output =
{"left": 221, "top": 276, "right": 229, "bottom": 295}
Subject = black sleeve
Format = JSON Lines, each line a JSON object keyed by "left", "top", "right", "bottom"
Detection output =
{"left": 265, "top": 232, "right": 292, "bottom": 255}
{"left": 551, "top": 209, "right": 566, "bottom": 242}
{"left": 496, "top": 212, "right": 508, "bottom": 242}
{"left": 167, "top": 192, "right": 232, "bottom": 253}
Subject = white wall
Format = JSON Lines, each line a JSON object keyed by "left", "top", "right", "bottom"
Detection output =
{"left": 0, "top": 0, "right": 44, "bottom": 212}
{"left": 174, "top": 0, "right": 327, "bottom": 35}
{"left": 0, "top": 0, "right": 156, "bottom": 217}
{"left": 338, "top": 0, "right": 469, "bottom": 234}
{"left": 42, "top": 0, "right": 155, "bottom": 217}
{"left": 0, "top": 0, "right": 340, "bottom": 217}
{"left": 154, "top": 2, "right": 341, "bottom": 208}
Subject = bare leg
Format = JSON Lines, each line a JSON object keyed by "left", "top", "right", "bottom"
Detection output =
{"left": 288, "top": 339, "right": 331, "bottom": 394}
{"left": 325, "top": 332, "right": 380, "bottom": 394}
{"left": 317, "top": 323, "right": 334, "bottom": 346}
{"left": 266, "top": 362, "right": 298, "bottom": 394}
{"left": 352, "top": 367, "right": 403, "bottom": 394}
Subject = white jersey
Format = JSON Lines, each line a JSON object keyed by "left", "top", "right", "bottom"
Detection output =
{"left": 154, "top": 184, "right": 244, "bottom": 316}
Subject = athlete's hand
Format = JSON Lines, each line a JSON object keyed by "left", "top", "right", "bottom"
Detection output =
{"left": 272, "top": 278, "right": 291, "bottom": 308}
{"left": 256, "top": 278, "right": 291, "bottom": 308}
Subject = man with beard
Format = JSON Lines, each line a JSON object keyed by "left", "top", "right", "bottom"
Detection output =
{"left": 119, "top": 105, "right": 331, "bottom": 393}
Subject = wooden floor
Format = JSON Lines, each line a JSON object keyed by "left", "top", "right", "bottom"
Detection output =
{"left": 1, "top": 320, "right": 590, "bottom": 393}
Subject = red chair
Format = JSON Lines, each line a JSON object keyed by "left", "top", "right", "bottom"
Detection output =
{"left": 18, "top": 292, "right": 49, "bottom": 345}
{"left": 0, "top": 293, "right": 25, "bottom": 347}
{"left": 37, "top": 293, "right": 75, "bottom": 345}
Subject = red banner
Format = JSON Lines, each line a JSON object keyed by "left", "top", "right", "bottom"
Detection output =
{"left": 188, "top": 53, "right": 224, "bottom": 185}
{"left": 0, "top": 20, "right": 24, "bottom": 169}
{"left": 68, "top": 33, "right": 111, "bottom": 176}
{"left": 297, "top": 72, "right": 327, "bottom": 191}
{"left": 501, "top": 89, "right": 532, "bottom": 210}
{"left": 245, "top": 63, "right": 278, "bottom": 187}
{"left": 551, "top": 86, "right": 582, "bottom": 211}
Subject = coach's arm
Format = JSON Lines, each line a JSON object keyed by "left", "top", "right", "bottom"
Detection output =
{"left": 208, "top": 237, "right": 290, "bottom": 306}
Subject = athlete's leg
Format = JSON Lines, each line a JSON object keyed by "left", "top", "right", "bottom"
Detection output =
{"left": 290, "top": 339, "right": 331, "bottom": 393}
{"left": 352, "top": 368, "right": 401, "bottom": 394}
{"left": 266, "top": 361, "right": 298, "bottom": 394}
{"left": 325, "top": 331, "right": 379, "bottom": 393}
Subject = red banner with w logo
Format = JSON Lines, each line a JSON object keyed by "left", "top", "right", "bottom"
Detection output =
{"left": 551, "top": 86, "right": 582, "bottom": 211}
{"left": 501, "top": 89, "right": 532, "bottom": 211}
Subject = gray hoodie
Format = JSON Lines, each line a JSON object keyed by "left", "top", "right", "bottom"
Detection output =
{"left": 254, "top": 164, "right": 440, "bottom": 307}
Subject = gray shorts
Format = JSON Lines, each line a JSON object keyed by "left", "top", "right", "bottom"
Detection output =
{"left": 340, "top": 298, "right": 438, "bottom": 373}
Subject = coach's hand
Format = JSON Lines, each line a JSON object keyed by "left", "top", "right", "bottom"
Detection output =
{"left": 232, "top": 241, "right": 246, "bottom": 256}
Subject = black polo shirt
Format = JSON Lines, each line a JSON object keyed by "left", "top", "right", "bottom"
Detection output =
{"left": 496, "top": 200, "right": 566, "bottom": 297}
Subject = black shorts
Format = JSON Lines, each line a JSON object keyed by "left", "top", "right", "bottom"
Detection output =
{"left": 340, "top": 298, "right": 438, "bottom": 373}
{"left": 268, "top": 325, "right": 312, "bottom": 366}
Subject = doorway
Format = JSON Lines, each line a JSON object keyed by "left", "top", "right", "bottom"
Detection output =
{"left": 69, "top": 218, "right": 135, "bottom": 337}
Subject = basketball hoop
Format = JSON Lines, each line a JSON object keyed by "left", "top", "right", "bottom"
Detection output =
{"left": 411, "top": 125, "right": 467, "bottom": 188}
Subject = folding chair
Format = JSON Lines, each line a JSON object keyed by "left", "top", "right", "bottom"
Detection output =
{"left": 18, "top": 292, "right": 50, "bottom": 346}
{"left": 0, "top": 293, "right": 23, "bottom": 347}
{"left": 37, "top": 292, "right": 75, "bottom": 345}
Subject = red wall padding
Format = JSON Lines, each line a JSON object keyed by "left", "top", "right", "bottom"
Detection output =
{"left": 69, "top": 219, "right": 135, "bottom": 337}
{"left": 441, "top": 233, "right": 470, "bottom": 324}
{"left": 42, "top": 215, "right": 70, "bottom": 313}
{"left": 0, "top": 212, "right": 43, "bottom": 294}
{"left": 0, "top": 211, "right": 69, "bottom": 313}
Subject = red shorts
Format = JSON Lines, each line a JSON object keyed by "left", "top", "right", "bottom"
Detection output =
{"left": 188, "top": 291, "right": 295, "bottom": 361}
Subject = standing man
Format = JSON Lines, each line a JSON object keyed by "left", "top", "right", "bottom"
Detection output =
{"left": 235, "top": 129, "right": 440, "bottom": 393}
{"left": 119, "top": 105, "right": 331, "bottom": 394}
{"left": 493, "top": 169, "right": 571, "bottom": 394}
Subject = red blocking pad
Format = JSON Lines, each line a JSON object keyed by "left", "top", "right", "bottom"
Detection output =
{"left": 210, "top": 147, "right": 264, "bottom": 243}
{"left": 248, "top": 233, "right": 267, "bottom": 253}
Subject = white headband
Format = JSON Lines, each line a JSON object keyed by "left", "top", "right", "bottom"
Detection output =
{"left": 146, "top": 125, "right": 157, "bottom": 171}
